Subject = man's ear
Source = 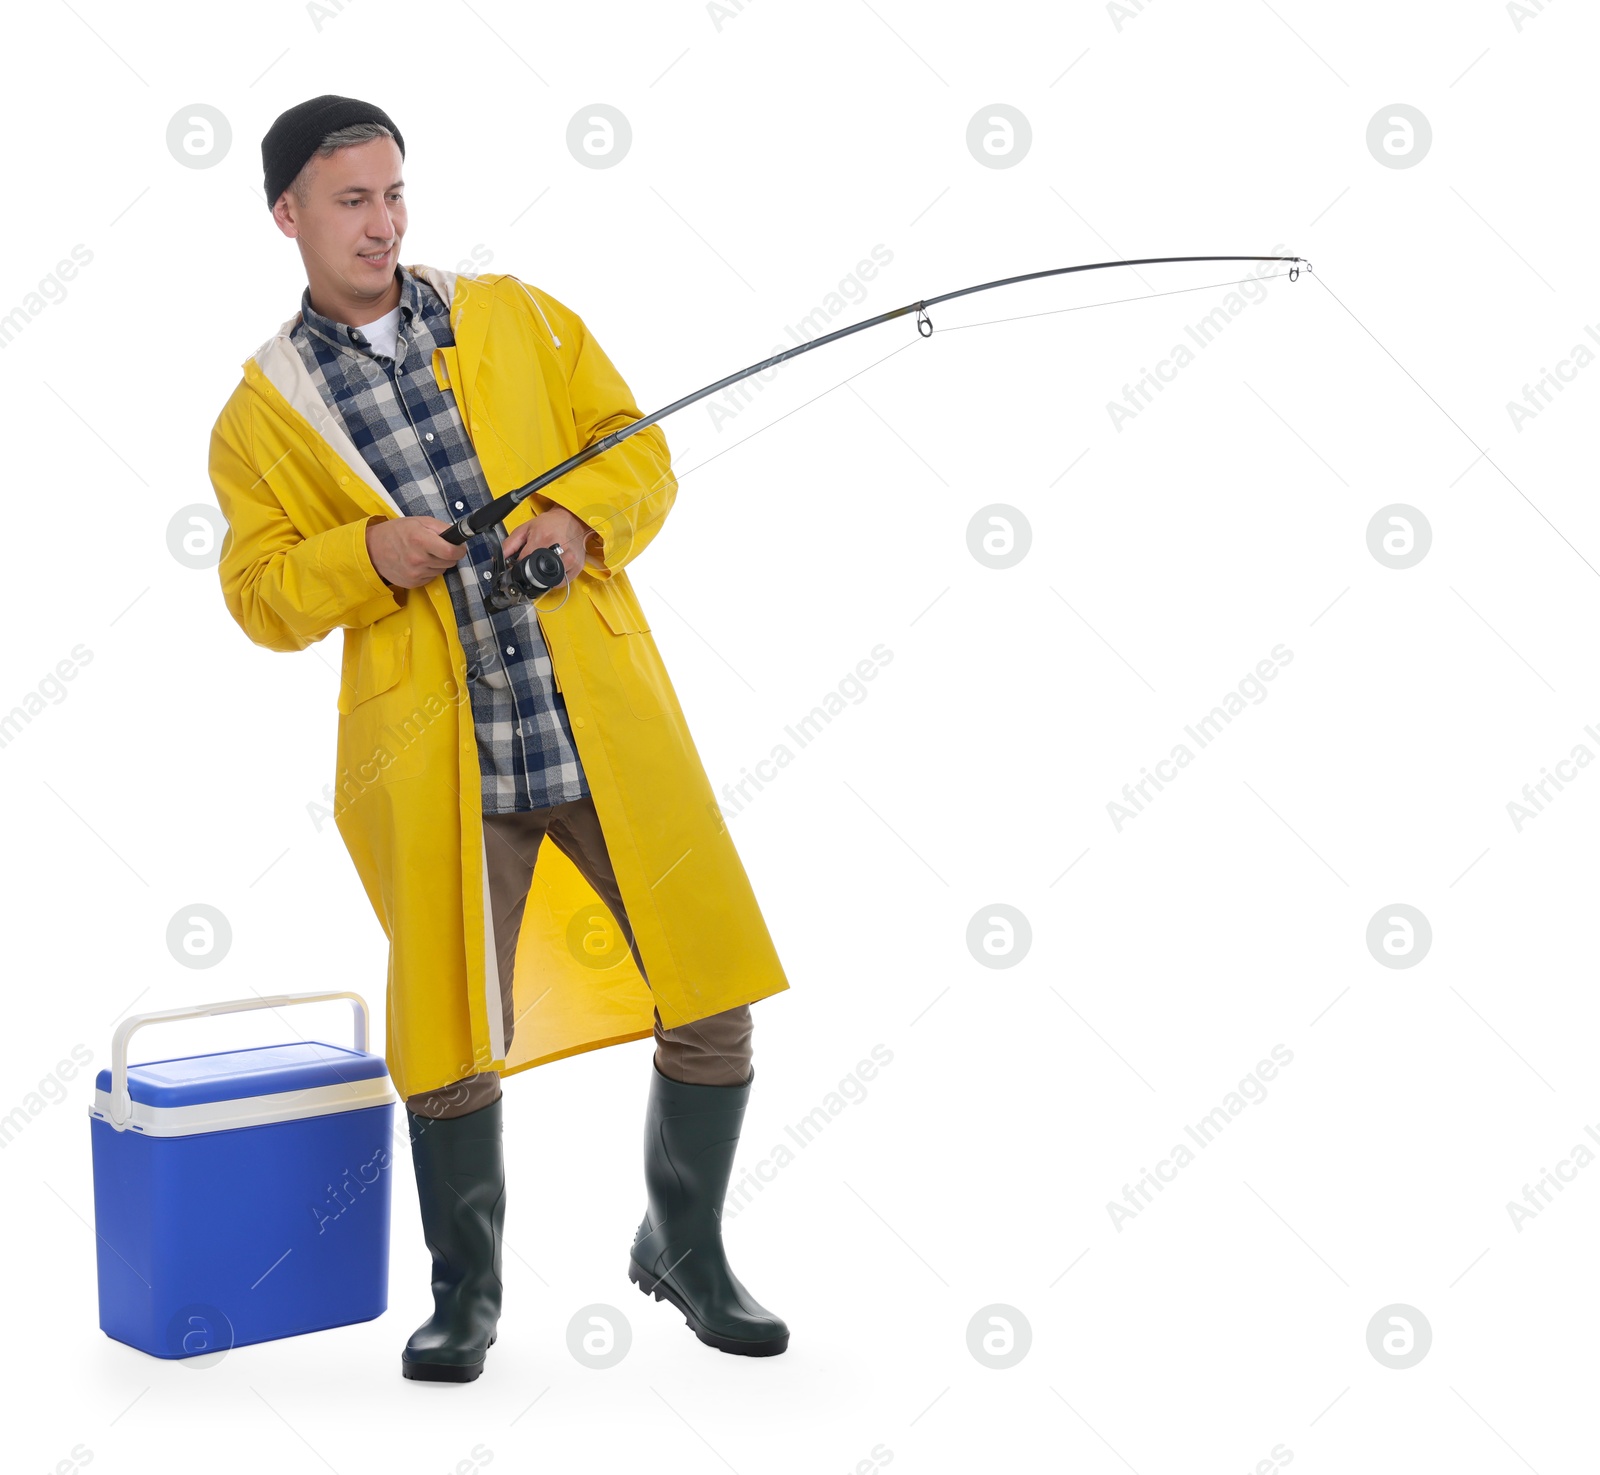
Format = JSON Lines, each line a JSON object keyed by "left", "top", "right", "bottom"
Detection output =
{"left": 270, "top": 193, "right": 300, "bottom": 240}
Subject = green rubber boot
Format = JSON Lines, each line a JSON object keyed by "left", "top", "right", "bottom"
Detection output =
{"left": 628, "top": 1058, "right": 789, "bottom": 1356}
{"left": 401, "top": 1096, "right": 505, "bottom": 1382}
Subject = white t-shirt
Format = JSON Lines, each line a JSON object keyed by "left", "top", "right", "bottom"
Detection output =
{"left": 357, "top": 304, "right": 403, "bottom": 361}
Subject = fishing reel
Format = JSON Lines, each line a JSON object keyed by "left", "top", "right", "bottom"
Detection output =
{"left": 484, "top": 539, "right": 568, "bottom": 612}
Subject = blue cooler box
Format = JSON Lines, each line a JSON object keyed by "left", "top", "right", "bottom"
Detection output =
{"left": 88, "top": 991, "right": 396, "bottom": 1359}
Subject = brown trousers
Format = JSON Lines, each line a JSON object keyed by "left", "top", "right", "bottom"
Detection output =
{"left": 404, "top": 793, "right": 753, "bottom": 1119}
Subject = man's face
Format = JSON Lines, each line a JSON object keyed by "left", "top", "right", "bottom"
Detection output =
{"left": 272, "top": 135, "right": 407, "bottom": 305}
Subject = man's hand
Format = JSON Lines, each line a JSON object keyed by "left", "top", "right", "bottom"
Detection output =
{"left": 501, "top": 505, "right": 599, "bottom": 583}
{"left": 365, "top": 515, "right": 469, "bottom": 589}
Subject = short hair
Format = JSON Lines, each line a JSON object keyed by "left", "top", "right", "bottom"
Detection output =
{"left": 286, "top": 121, "right": 396, "bottom": 205}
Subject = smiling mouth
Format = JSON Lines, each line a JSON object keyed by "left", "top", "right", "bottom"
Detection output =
{"left": 358, "top": 247, "right": 392, "bottom": 265}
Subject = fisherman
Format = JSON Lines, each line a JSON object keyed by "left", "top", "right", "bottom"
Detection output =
{"left": 209, "top": 94, "right": 792, "bottom": 1380}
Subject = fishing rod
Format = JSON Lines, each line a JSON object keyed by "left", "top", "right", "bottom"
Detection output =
{"left": 442, "top": 254, "right": 1312, "bottom": 609}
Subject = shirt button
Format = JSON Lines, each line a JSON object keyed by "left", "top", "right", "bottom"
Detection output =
{"left": 574, "top": 717, "right": 585, "bottom": 728}
{"left": 505, "top": 645, "right": 516, "bottom": 655}
{"left": 425, "top": 432, "right": 435, "bottom": 442}
{"left": 454, "top": 500, "right": 465, "bottom": 510}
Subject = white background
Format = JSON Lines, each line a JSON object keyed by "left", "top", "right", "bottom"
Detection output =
{"left": 2, "top": 1, "right": 1596, "bottom": 1471}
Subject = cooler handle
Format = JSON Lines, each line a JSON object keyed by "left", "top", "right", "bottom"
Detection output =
{"left": 105, "top": 990, "right": 372, "bottom": 1129}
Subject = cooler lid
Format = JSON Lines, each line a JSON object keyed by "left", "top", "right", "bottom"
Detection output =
{"left": 93, "top": 1041, "right": 388, "bottom": 1108}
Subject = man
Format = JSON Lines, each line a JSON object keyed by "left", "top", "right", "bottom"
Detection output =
{"left": 209, "top": 95, "right": 791, "bottom": 1381}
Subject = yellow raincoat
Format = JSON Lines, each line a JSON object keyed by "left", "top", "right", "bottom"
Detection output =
{"left": 208, "top": 265, "right": 789, "bottom": 1100}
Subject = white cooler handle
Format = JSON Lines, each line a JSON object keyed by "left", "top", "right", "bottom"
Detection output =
{"left": 106, "top": 990, "right": 372, "bottom": 1129}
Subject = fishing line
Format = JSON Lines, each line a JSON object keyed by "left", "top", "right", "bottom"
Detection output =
{"left": 554, "top": 268, "right": 1299, "bottom": 545}
{"left": 476, "top": 255, "right": 1312, "bottom": 610}
{"left": 926, "top": 268, "right": 1291, "bottom": 336}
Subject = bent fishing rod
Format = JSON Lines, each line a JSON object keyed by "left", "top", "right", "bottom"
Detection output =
{"left": 441, "top": 253, "right": 1312, "bottom": 608}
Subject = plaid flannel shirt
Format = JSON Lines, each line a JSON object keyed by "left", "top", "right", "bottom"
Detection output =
{"left": 291, "top": 265, "right": 589, "bottom": 813}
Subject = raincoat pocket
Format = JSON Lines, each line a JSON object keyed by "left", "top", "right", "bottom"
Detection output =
{"left": 587, "top": 575, "right": 651, "bottom": 634}
{"left": 337, "top": 616, "right": 412, "bottom": 714}
{"left": 588, "top": 589, "right": 663, "bottom": 720}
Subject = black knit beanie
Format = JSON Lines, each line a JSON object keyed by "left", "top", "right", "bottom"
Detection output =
{"left": 261, "top": 94, "right": 405, "bottom": 211}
